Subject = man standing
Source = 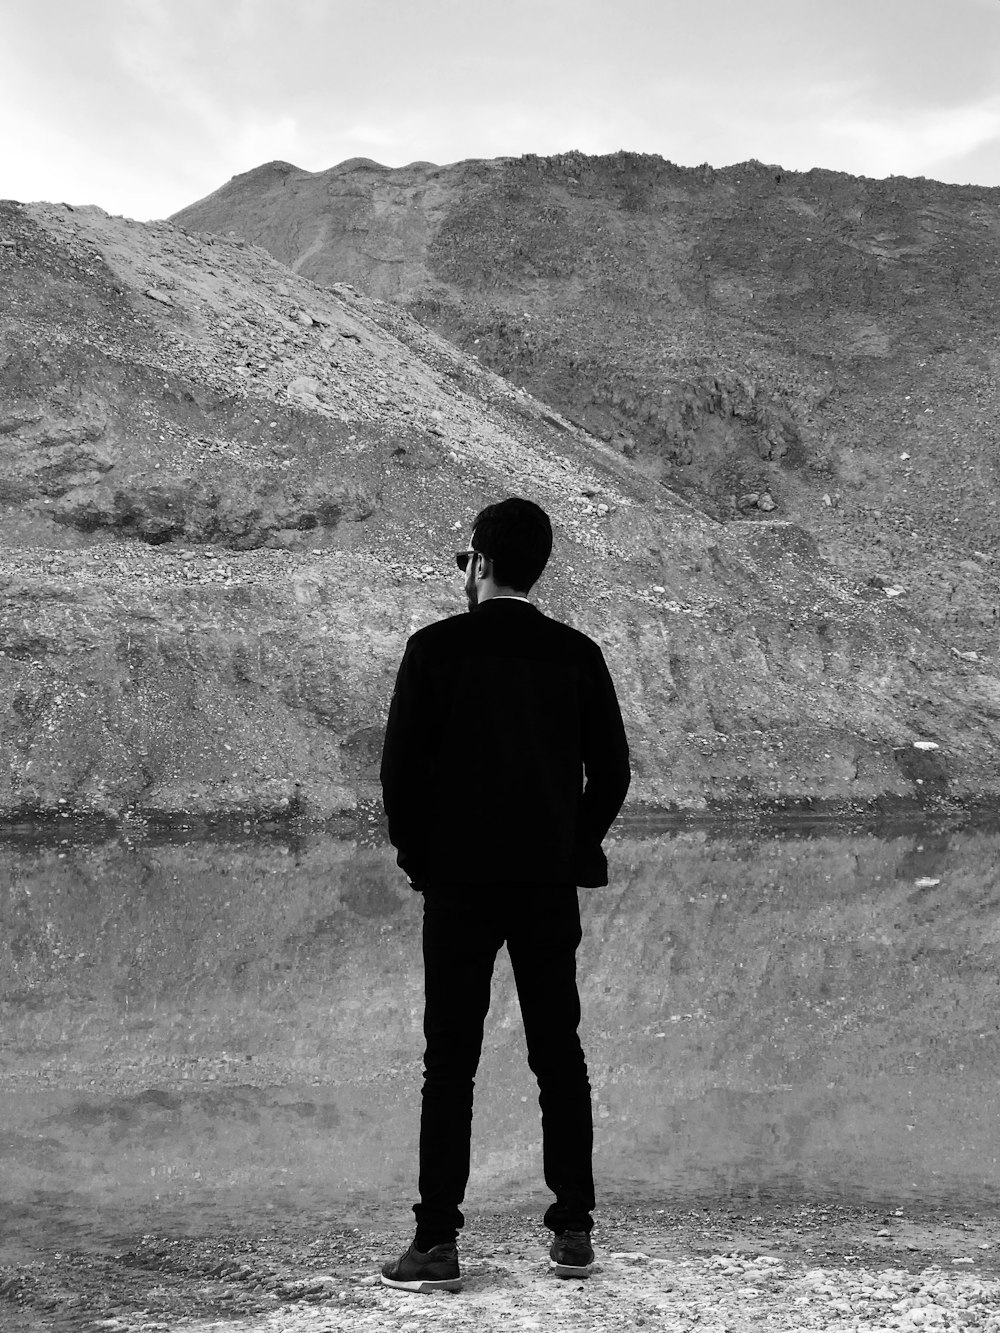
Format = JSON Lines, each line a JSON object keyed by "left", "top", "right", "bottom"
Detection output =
{"left": 379, "top": 496, "right": 631, "bottom": 1293}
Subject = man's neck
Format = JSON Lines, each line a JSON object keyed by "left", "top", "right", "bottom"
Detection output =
{"left": 478, "top": 586, "right": 530, "bottom": 603}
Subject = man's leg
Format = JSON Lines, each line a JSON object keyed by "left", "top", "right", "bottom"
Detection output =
{"left": 413, "top": 888, "right": 503, "bottom": 1248}
{"left": 507, "top": 885, "right": 595, "bottom": 1235}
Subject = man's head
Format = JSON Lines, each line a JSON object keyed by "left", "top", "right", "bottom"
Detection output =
{"left": 458, "top": 497, "right": 553, "bottom": 609}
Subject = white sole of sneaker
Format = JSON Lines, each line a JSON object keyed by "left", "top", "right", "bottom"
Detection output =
{"left": 380, "top": 1275, "right": 463, "bottom": 1293}
{"left": 549, "top": 1259, "right": 595, "bottom": 1277}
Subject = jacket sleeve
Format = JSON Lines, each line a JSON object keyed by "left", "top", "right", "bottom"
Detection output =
{"left": 379, "top": 637, "right": 435, "bottom": 883}
{"left": 578, "top": 642, "right": 631, "bottom": 848}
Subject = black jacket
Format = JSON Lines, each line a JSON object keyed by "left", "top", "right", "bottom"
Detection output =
{"left": 379, "top": 598, "right": 631, "bottom": 887}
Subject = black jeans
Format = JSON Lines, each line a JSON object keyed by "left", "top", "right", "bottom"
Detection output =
{"left": 413, "top": 883, "right": 594, "bottom": 1245}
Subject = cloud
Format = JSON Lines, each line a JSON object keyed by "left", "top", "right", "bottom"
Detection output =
{"left": 821, "top": 96, "right": 1000, "bottom": 181}
{"left": 928, "top": 134, "right": 1000, "bottom": 188}
{"left": 688, "top": 0, "right": 1000, "bottom": 115}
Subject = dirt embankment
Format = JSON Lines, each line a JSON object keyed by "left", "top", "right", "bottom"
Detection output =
{"left": 1, "top": 198, "right": 999, "bottom": 821}
{"left": 172, "top": 151, "right": 1000, "bottom": 653}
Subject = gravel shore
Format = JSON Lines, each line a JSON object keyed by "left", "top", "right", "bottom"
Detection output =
{"left": 3, "top": 1201, "right": 999, "bottom": 1332}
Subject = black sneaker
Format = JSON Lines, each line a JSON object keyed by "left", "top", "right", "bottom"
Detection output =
{"left": 380, "top": 1240, "right": 462, "bottom": 1293}
{"left": 549, "top": 1229, "right": 595, "bottom": 1277}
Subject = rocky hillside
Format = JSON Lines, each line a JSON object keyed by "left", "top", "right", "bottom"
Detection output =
{"left": 1, "top": 196, "right": 998, "bottom": 821}
{"left": 173, "top": 152, "right": 1000, "bottom": 656}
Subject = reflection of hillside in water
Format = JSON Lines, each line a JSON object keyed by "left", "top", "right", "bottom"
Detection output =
{"left": 1, "top": 822, "right": 999, "bottom": 1214}
{"left": 581, "top": 825, "right": 1000, "bottom": 1206}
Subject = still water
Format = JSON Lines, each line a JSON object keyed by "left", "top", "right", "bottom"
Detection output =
{"left": 2, "top": 816, "right": 999, "bottom": 1248}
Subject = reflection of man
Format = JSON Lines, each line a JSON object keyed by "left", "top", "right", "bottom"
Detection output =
{"left": 379, "top": 496, "right": 631, "bottom": 1293}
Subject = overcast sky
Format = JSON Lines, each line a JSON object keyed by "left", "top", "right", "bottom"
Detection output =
{"left": 4, "top": 0, "right": 1000, "bottom": 221}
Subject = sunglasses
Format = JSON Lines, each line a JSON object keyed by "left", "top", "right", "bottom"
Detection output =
{"left": 455, "top": 549, "right": 489, "bottom": 571}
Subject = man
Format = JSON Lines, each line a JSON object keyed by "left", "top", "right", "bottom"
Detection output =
{"left": 378, "top": 496, "right": 631, "bottom": 1293}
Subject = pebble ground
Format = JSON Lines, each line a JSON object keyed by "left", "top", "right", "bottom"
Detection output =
{"left": 3, "top": 1201, "right": 999, "bottom": 1332}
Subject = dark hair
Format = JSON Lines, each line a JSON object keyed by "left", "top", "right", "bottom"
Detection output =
{"left": 472, "top": 497, "right": 553, "bottom": 592}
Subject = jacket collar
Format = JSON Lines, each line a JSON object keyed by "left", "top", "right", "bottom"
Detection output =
{"left": 472, "top": 597, "right": 535, "bottom": 611}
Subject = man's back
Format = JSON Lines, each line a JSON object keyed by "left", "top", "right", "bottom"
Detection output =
{"left": 379, "top": 598, "right": 630, "bottom": 887}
